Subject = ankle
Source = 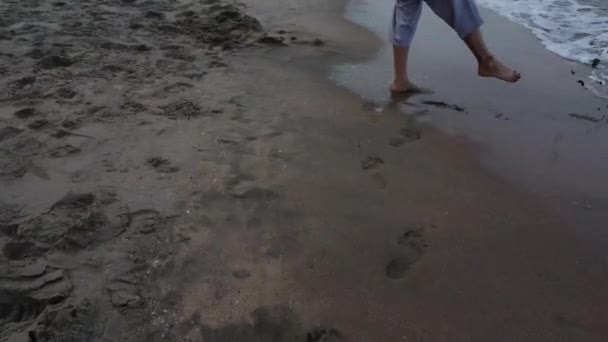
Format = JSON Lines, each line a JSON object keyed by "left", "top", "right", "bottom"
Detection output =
{"left": 478, "top": 54, "right": 495, "bottom": 65}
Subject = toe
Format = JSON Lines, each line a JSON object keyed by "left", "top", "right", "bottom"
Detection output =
{"left": 514, "top": 71, "right": 521, "bottom": 81}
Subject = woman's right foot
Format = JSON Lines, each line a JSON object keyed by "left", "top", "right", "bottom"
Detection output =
{"left": 390, "top": 80, "right": 424, "bottom": 93}
{"left": 478, "top": 55, "right": 521, "bottom": 83}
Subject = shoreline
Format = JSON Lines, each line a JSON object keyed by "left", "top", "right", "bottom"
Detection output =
{"left": 280, "top": 2, "right": 608, "bottom": 339}
{"left": 1, "top": 0, "right": 608, "bottom": 340}
{"left": 332, "top": 0, "right": 608, "bottom": 205}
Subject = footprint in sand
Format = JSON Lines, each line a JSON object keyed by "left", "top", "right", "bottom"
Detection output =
{"left": 47, "top": 144, "right": 81, "bottom": 158}
{"left": 62, "top": 118, "right": 82, "bottom": 130}
{"left": 0, "top": 127, "right": 23, "bottom": 143}
{"left": 362, "top": 155, "right": 384, "bottom": 170}
{"left": 146, "top": 157, "right": 179, "bottom": 173}
{"left": 3, "top": 240, "right": 45, "bottom": 260}
{"left": 0, "top": 223, "right": 18, "bottom": 237}
{"left": 10, "top": 137, "right": 43, "bottom": 156}
{"left": 56, "top": 87, "right": 77, "bottom": 99}
{"left": 9, "top": 76, "right": 36, "bottom": 91}
{"left": 389, "top": 128, "right": 421, "bottom": 147}
{"left": 125, "top": 210, "right": 172, "bottom": 235}
{"left": 13, "top": 108, "right": 39, "bottom": 119}
{"left": 0, "top": 260, "right": 71, "bottom": 327}
{"left": 385, "top": 227, "right": 428, "bottom": 280}
{"left": 385, "top": 257, "right": 412, "bottom": 280}
{"left": 160, "top": 100, "right": 202, "bottom": 119}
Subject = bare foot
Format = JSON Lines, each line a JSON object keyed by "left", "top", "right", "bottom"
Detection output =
{"left": 390, "top": 80, "right": 425, "bottom": 94}
{"left": 478, "top": 56, "right": 521, "bottom": 83}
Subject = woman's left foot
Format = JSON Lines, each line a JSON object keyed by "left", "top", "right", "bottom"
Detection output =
{"left": 478, "top": 55, "right": 521, "bottom": 83}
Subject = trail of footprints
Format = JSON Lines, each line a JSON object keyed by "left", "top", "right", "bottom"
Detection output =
{"left": 361, "top": 127, "right": 422, "bottom": 190}
{"left": 355, "top": 124, "right": 428, "bottom": 279}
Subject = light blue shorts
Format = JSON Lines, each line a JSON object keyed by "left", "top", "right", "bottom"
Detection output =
{"left": 390, "top": 0, "right": 484, "bottom": 47}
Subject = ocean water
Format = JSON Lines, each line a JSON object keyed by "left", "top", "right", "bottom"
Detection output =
{"left": 478, "top": 0, "right": 608, "bottom": 96}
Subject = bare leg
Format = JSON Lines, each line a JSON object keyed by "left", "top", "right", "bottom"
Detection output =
{"left": 424, "top": 0, "right": 520, "bottom": 83}
{"left": 464, "top": 29, "right": 521, "bottom": 83}
{"left": 391, "top": 45, "right": 423, "bottom": 93}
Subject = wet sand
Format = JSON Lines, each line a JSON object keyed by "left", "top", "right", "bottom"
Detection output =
{"left": 335, "top": 0, "right": 608, "bottom": 202}
{"left": 1, "top": 0, "right": 608, "bottom": 341}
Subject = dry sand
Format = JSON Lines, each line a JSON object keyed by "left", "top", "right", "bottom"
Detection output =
{"left": 1, "top": 0, "right": 608, "bottom": 341}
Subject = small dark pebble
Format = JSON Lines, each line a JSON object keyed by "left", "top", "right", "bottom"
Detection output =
{"left": 570, "top": 70, "right": 575, "bottom": 75}
{"left": 290, "top": 36, "right": 297, "bottom": 41}
{"left": 577, "top": 80, "right": 585, "bottom": 87}
{"left": 592, "top": 58, "right": 600, "bottom": 68}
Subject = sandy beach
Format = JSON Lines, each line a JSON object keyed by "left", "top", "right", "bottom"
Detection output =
{"left": 1, "top": 0, "right": 608, "bottom": 341}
